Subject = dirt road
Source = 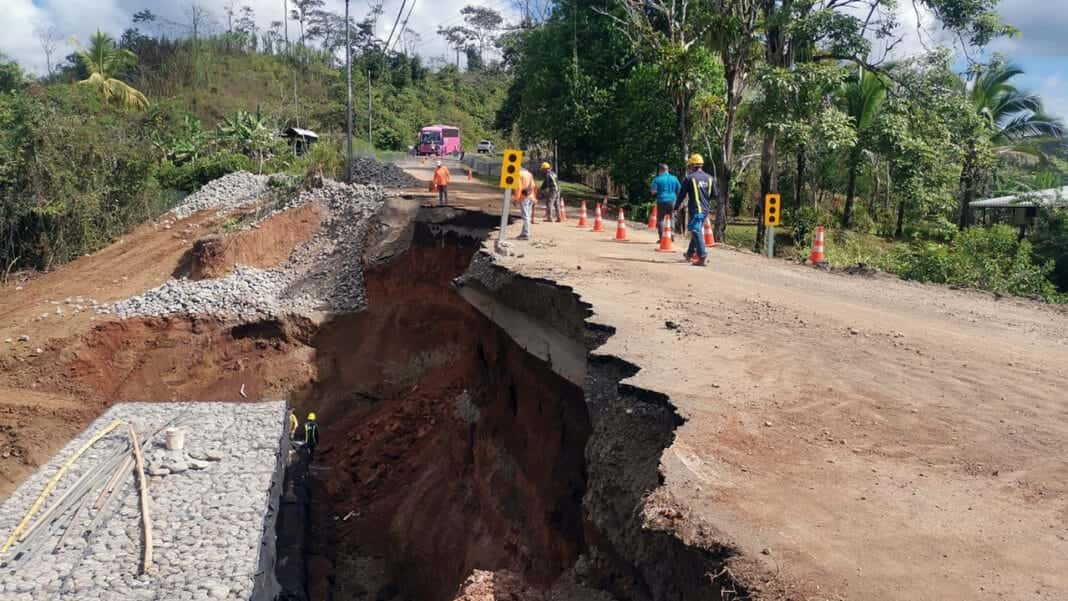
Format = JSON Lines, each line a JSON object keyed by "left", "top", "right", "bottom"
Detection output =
{"left": 407, "top": 158, "right": 1068, "bottom": 600}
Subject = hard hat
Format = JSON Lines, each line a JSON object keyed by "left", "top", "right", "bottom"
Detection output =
{"left": 687, "top": 153, "right": 704, "bottom": 166}
{"left": 307, "top": 412, "right": 316, "bottom": 421}
{"left": 541, "top": 162, "right": 551, "bottom": 171}
{"left": 435, "top": 160, "right": 442, "bottom": 166}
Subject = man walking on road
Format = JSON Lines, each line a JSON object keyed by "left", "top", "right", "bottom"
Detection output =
{"left": 515, "top": 166, "right": 537, "bottom": 240}
{"left": 540, "top": 162, "right": 560, "bottom": 222}
{"left": 651, "top": 163, "right": 681, "bottom": 242}
{"left": 675, "top": 154, "right": 717, "bottom": 267}
{"left": 431, "top": 161, "right": 451, "bottom": 206}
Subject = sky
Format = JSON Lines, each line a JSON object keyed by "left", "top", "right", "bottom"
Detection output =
{"left": 1, "top": 0, "right": 1065, "bottom": 120}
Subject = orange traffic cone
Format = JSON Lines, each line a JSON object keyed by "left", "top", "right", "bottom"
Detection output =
{"left": 809, "top": 226, "right": 826, "bottom": 264}
{"left": 647, "top": 205, "right": 658, "bottom": 229}
{"left": 559, "top": 197, "right": 568, "bottom": 221}
{"left": 615, "top": 208, "right": 628, "bottom": 241}
{"left": 591, "top": 204, "right": 604, "bottom": 232}
{"left": 703, "top": 217, "right": 716, "bottom": 247}
{"left": 467, "top": 168, "right": 473, "bottom": 181}
{"left": 577, "top": 201, "right": 588, "bottom": 227}
{"left": 656, "top": 215, "right": 674, "bottom": 252}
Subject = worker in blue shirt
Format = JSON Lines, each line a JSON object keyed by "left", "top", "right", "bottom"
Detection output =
{"left": 674, "top": 154, "right": 717, "bottom": 267}
{"left": 650, "top": 163, "right": 681, "bottom": 242}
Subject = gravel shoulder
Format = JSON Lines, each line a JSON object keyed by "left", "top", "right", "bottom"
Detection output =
{"left": 400, "top": 158, "right": 1068, "bottom": 601}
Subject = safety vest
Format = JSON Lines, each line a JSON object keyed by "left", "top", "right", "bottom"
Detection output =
{"left": 305, "top": 422, "right": 319, "bottom": 446}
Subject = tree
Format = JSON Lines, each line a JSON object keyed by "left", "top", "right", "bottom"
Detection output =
{"left": 460, "top": 5, "right": 504, "bottom": 65}
{"left": 956, "top": 62, "right": 1066, "bottom": 228}
{"left": 707, "top": 0, "right": 762, "bottom": 242}
{"left": 77, "top": 31, "right": 149, "bottom": 110}
{"left": 840, "top": 69, "right": 888, "bottom": 228}
{"left": 438, "top": 26, "right": 472, "bottom": 67}
{"left": 34, "top": 23, "right": 61, "bottom": 78}
{"left": 290, "top": 0, "right": 326, "bottom": 50}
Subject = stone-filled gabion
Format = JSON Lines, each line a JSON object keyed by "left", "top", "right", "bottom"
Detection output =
{"left": 0, "top": 401, "right": 287, "bottom": 601}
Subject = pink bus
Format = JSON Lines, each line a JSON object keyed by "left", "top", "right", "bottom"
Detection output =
{"left": 417, "top": 124, "right": 461, "bottom": 156}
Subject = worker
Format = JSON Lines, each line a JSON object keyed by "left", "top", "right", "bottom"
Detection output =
{"left": 431, "top": 160, "right": 451, "bottom": 206}
{"left": 674, "top": 154, "right": 718, "bottom": 267}
{"left": 287, "top": 407, "right": 299, "bottom": 440}
{"left": 514, "top": 166, "right": 537, "bottom": 240}
{"left": 304, "top": 412, "right": 320, "bottom": 457}
{"left": 650, "top": 163, "right": 681, "bottom": 243}
{"left": 540, "top": 162, "right": 560, "bottom": 222}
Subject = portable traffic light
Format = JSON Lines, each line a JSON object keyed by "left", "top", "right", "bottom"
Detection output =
{"left": 764, "top": 193, "right": 781, "bottom": 227}
{"left": 499, "top": 149, "right": 524, "bottom": 190}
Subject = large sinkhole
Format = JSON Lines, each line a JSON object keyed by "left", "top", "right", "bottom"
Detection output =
{"left": 18, "top": 206, "right": 745, "bottom": 601}
{"left": 287, "top": 214, "right": 593, "bottom": 601}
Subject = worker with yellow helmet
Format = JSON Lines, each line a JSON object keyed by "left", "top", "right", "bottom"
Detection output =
{"left": 673, "top": 153, "right": 718, "bottom": 267}
{"left": 304, "top": 412, "right": 320, "bottom": 457}
{"left": 539, "top": 161, "right": 561, "bottom": 222}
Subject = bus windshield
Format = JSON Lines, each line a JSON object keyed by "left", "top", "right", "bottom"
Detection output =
{"left": 420, "top": 131, "right": 442, "bottom": 144}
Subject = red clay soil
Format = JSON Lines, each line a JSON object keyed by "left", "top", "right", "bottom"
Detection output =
{"left": 452, "top": 570, "right": 546, "bottom": 601}
{"left": 0, "top": 202, "right": 330, "bottom": 499}
{"left": 180, "top": 202, "right": 324, "bottom": 279}
{"left": 304, "top": 241, "right": 591, "bottom": 601}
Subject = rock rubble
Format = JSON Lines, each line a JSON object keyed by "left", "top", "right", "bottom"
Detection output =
{"left": 169, "top": 171, "right": 272, "bottom": 219}
{"left": 103, "top": 178, "right": 385, "bottom": 321}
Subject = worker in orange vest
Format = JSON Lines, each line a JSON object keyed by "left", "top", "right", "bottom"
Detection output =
{"left": 514, "top": 166, "right": 537, "bottom": 240}
{"left": 431, "top": 161, "right": 451, "bottom": 206}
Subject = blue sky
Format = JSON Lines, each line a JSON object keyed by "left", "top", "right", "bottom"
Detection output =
{"left": 2, "top": 1, "right": 1066, "bottom": 120}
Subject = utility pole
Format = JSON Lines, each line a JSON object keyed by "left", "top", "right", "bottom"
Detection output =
{"left": 345, "top": 0, "right": 353, "bottom": 183}
{"left": 368, "top": 67, "right": 373, "bottom": 148}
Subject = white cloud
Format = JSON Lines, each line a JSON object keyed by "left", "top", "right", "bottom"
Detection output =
{"left": 0, "top": 0, "right": 521, "bottom": 75}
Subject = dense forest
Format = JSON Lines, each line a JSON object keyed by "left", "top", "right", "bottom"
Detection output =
{"left": 1, "top": 0, "right": 1067, "bottom": 300}
{"left": 0, "top": 3, "right": 508, "bottom": 274}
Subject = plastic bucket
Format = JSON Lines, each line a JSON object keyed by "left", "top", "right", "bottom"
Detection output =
{"left": 165, "top": 428, "right": 185, "bottom": 450}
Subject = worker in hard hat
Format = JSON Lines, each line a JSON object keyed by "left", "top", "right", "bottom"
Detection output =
{"left": 650, "top": 163, "right": 681, "bottom": 243}
{"left": 514, "top": 165, "right": 537, "bottom": 240}
{"left": 287, "top": 407, "right": 299, "bottom": 440}
{"left": 304, "top": 412, "right": 320, "bottom": 457}
{"left": 539, "top": 162, "right": 560, "bottom": 222}
{"left": 674, "top": 154, "right": 718, "bottom": 267}
{"left": 431, "top": 160, "right": 451, "bottom": 206}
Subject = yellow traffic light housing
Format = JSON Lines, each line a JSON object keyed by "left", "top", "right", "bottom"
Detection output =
{"left": 499, "top": 149, "right": 524, "bottom": 190}
{"left": 764, "top": 193, "right": 781, "bottom": 227}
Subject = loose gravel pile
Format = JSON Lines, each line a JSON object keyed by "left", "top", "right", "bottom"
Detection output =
{"left": 103, "top": 178, "right": 385, "bottom": 321}
{"left": 170, "top": 171, "right": 272, "bottom": 219}
{"left": 349, "top": 155, "right": 420, "bottom": 188}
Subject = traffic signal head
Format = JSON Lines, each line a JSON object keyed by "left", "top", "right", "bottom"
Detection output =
{"left": 499, "top": 149, "right": 524, "bottom": 190}
{"left": 764, "top": 194, "right": 781, "bottom": 227}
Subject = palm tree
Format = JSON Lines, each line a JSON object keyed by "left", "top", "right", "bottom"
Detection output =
{"left": 958, "top": 63, "right": 1065, "bottom": 228}
{"left": 77, "top": 30, "right": 149, "bottom": 110}
{"left": 840, "top": 69, "right": 887, "bottom": 229}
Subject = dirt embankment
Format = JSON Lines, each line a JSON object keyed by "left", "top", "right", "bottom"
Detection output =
{"left": 176, "top": 202, "right": 325, "bottom": 280}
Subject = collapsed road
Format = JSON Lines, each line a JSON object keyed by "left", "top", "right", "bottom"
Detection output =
{"left": 1, "top": 154, "right": 1066, "bottom": 601}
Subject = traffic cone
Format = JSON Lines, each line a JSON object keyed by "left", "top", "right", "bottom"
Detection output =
{"left": 577, "top": 201, "right": 588, "bottom": 227}
{"left": 591, "top": 204, "right": 604, "bottom": 232}
{"left": 467, "top": 168, "right": 473, "bottom": 181}
{"left": 647, "top": 205, "right": 658, "bottom": 229}
{"left": 656, "top": 215, "right": 674, "bottom": 252}
{"left": 559, "top": 197, "right": 568, "bottom": 221}
{"left": 615, "top": 208, "right": 628, "bottom": 241}
{"left": 809, "top": 226, "right": 827, "bottom": 264}
{"left": 703, "top": 217, "right": 716, "bottom": 247}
